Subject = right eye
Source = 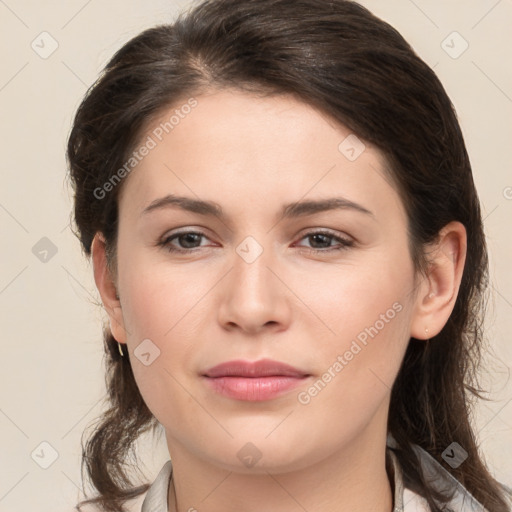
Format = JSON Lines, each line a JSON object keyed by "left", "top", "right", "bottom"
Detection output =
{"left": 158, "top": 230, "right": 211, "bottom": 253}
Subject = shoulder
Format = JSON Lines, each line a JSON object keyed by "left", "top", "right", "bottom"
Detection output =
{"left": 402, "top": 487, "right": 431, "bottom": 511}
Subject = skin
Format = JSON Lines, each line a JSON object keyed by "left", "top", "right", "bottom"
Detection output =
{"left": 92, "top": 89, "right": 466, "bottom": 512}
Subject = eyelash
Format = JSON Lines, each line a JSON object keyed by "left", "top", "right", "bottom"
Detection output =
{"left": 157, "top": 229, "right": 354, "bottom": 255}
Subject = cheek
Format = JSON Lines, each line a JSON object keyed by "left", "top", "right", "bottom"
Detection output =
{"left": 299, "top": 252, "right": 413, "bottom": 341}
{"left": 119, "top": 251, "right": 209, "bottom": 339}
{"left": 292, "top": 253, "right": 414, "bottom": 395}
{"left": 293, "top": 272, "right": 412, "bottom": 444}
{"left": 118, "top": 253, "right": 216, "bottom": 415}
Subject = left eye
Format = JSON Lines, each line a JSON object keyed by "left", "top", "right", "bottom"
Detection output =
{"left": 295, "top": 231, "right": 354, "bottom": 252}
{"left": 158, "top": 230, "right": 354, "bottom": 253}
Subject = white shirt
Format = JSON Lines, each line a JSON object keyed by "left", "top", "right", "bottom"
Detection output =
{"left": 141, "top": 434, "right": 512, "bottom": 511}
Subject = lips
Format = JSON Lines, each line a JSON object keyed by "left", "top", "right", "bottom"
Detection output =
{"left": 203, "top": 358, "right": 309, "bottom": 378}
{"left": 202, "top": 359, "right": 311, "bottom": 401}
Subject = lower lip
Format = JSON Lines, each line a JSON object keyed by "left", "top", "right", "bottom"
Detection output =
{"left": 203, "top": 376, "right": 308, "bottom": 401}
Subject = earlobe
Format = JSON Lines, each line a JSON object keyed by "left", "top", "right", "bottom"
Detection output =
{"left": 91, "top": 232, "right": 127, "bottom": 344}
{"left": 410, "top": 221, "right": 467, "bottom": 340}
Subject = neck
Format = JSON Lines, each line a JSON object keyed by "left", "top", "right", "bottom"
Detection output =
{"left": 166, "top": 428, "right": 394, "bottom": 512}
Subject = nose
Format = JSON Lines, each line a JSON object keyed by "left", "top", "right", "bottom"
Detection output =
{"left": 217, "top": 239, "right": 292, "bottom": 335}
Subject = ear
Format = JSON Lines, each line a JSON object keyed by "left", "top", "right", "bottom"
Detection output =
{"left": 410, "top": 221, "right": 467, "bottom": 340}
{"left": 91, "top": 232, "right": 127, "bottom": 345}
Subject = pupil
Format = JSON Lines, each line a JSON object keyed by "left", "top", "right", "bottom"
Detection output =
{"left": 181, "top": 233, "right": 200, "bottom": 248}
{"left": 311, "top": 234, "right": 330, "bottom": 248}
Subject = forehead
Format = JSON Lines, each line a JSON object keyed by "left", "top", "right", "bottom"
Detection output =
{"left": 118, "top": 89, "right": 402, "bottom": 223}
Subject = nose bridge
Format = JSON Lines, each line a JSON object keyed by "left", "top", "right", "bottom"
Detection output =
{"left": 217, "top": 231, "right": 288, "bottom": 331}
{"left": 232, "top": 233, "right": 276, "bottom": 299}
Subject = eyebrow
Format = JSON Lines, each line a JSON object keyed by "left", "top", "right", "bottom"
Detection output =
{"left": 140, "top": 194, "right": 375, "bottom": 222}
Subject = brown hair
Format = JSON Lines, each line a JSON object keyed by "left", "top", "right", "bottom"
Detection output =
{"left": 66, "top": 0, "right": 511, "bottom": 510}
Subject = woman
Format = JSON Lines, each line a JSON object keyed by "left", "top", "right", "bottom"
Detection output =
{"left": 66, "top": 0, "right": 512, "bottom": 511}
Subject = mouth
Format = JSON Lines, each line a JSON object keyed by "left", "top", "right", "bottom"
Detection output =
{"left": 203, "top": 358, "right": 309, "bottom": 378}
{"left": 202, "top": 358, "right": 311, "bottom": 401}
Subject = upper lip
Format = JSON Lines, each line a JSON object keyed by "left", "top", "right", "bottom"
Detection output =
{"left": 203, "top": 358, "right": 309, "bottom": 378}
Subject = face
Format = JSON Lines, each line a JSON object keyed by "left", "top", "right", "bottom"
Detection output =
{"left": 108, "top": 89, "right": 424, "bottom": 473}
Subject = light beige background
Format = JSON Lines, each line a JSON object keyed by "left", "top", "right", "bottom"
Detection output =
{"left": 0, "top": 1, "right": 511, "bottom": 511}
